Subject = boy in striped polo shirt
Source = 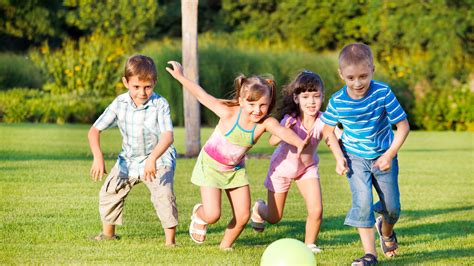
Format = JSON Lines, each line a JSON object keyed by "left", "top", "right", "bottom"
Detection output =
{"left": 88, "top": 55, "right": 178, "bottom": 246}
{"left": 322, "top": 43, "right": 410, "bottom": 265}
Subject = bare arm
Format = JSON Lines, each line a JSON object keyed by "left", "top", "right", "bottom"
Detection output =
{"left": 143, "top": 131, "right": 174, "bottom": 182}
{"left": 166, "top": 61, "right": 231, "bottom": 119}
{"left": 322, "top": 124, "right": 348, "bottom": 175}
{"left": 88, "top": 126, "right": 106, "bottom": 181}
{"left": 268, "top": 117, "right": 296, "bottom": 146}
{"left": 374, "top": 118, "right": 410, "bottom": 171}
{"left": 264, "top": 117, "right": 307, "bottom": 155}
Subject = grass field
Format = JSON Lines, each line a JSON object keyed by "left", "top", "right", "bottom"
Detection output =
{"left": 0, "top": 123, "right": 473, "bottom": 265}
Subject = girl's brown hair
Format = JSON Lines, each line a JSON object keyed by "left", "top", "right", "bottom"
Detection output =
{"left": 124, "top": 54, "right": 157, "bottom": 82}
{"left": 277, "top": 70, "right": 324, "bottom": 120}
{"left": 222, "top": 74, "right": 277, "bottom": 117}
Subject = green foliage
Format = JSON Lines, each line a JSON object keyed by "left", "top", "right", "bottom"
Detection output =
{"left": 0, "top": 88, "right": 113, "bottom": 124}
{"left": 0, "top": 0, "right": 64, "bottom": 42}
{"left": 0, "top": 52, "right": 43, "bottom": 90}
{"left": 414, "top": 84, "right": 474, "bottom": 131}
{"left": 141, "top": 38, "right": 341, "bottom": 126}
{"left": 63, "top": 0, "right": 158, "bottom": 43}
{"left": 220, "top": 0, "right": 368, "bottom": 51}
{"left": 29, "top": 31, "right": 133, "bottom": 97}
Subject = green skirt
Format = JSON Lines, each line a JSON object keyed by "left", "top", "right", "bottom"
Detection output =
{"left": 191, "top": 150, "right": 249, "bottom": 189}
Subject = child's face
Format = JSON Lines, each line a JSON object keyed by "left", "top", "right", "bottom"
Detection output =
{"left": 122, "top": 75, "right": 155, "bottom": 107}
{"left": 293, "top": 90, "right": 323, "bottom": 117}
{"left": 338, "top": 62, "right": 374, "bottom": 99}
{"left": 239, "top": 92, "right": 271, "bottom": 123}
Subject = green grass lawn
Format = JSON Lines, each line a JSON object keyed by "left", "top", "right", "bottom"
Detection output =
{"left": 0, "top": 123, "right": 473, "bottom": 265}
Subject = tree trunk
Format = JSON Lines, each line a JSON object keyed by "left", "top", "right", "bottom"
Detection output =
{"left": 181, "top": 0, "right": 200, "bottom": 157}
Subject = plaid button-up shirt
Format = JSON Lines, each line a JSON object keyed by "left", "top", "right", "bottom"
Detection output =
{"left": 94, "top": 92, "right": 176, "bottom": 178}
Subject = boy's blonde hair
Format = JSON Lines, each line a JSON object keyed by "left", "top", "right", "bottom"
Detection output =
{"left": 124, "top": 55, "right": 157, "bottom": 82}
{"left": 338, "top": 43, "right": 374, "bottom": 69}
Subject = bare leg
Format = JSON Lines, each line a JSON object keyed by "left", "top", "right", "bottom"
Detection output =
{"left": 358, "top": 227, "right": 377, "bottom": 256}
{"left": 164, "top": 226, "right": 176, "bottom": 246}
{"left": 220, "top": 185, "right": 251, "bottom": 249}
{"left": 260, "top": 190, "right": 288, "bottom": 224}
{"left": 380, "top": 216, "right": 397, "bottom": 256}
{"left": 102, "top": 223, "right": 115, "bottom": 237}
{"left": 296, "top": 178, "right": 322, "bottom": 245}
{"left": 191, "top": 186, "right": 222, "bottom": 242}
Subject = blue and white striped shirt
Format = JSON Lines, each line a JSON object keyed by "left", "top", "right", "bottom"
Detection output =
{"left": 94, "top": 92, "right": 177, "bottom": 177}
{"left": 321, "top": 80, "right": 407, "bottom": 159}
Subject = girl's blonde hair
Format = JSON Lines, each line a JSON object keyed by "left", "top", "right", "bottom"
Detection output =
{"left": 278, "top": 70, "right": 324, "bottom": 120}
{"left": 222, "top": 74, "right": 277, "bottom": 117}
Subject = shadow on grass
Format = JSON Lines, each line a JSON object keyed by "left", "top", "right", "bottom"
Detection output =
{"left": 397, "top": 220, "right": 473, "bottom": 243}
{"left": 402, "top": 205, "right": 474, "bottom": 219}
{"left": 382, "top": 248, "right": 473, "bottom": 265}
{"left": 241, "top": 215, "right": 357, "bottom": 247}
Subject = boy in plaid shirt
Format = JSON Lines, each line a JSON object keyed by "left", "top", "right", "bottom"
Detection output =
{"left": 88, "top": 55, "right": 178, "bottom": 246}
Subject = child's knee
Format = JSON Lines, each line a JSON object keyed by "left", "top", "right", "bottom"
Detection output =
{"left": 386, "top": 207, "right": 401, "bottom": 224}
{"left": 202, "top": 209, "right": 221, "bottom": 224}
{"left": 236, "top": 212, "right": 251, "bottom": 226}
{"left": 307, "top": 207, "right": 323, "bottom": 221}
{"left": 267, "top": 214, "right": 282, "bottom": 224}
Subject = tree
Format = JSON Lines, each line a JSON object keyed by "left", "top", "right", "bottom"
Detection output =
{"left": 181, "top": 0, "right": 201, "bottom": 156}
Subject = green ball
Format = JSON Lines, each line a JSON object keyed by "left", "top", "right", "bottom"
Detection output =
{"left": 260, "top": 238, "right": 316, "bottom": 266}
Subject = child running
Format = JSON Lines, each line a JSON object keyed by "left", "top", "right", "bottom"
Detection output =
{"left": 166, "top": 61, "right": 308, "bottom": 250}
{"left": 250, "top": 70, "right": 347, "bottom": 253}
{"left": 322, "top": 43, "right": 410, "bottom": 265}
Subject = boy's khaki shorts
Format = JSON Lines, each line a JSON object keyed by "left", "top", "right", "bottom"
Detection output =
{"left": 99, "top": 165, "right": 178, "bottom": 228}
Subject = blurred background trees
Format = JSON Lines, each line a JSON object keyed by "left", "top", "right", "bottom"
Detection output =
{"left": 0, "top": 0, "right": 472, "bottom": 130}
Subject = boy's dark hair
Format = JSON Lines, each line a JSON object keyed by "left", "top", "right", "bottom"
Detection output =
{"left": 338, "top": 43, "right": 374, "bottom": 69}
{"left": 277, "top": 70, "right": 324, "bottom": 120}
{"left": 124, "top": 54, "right": 157, "bottom": 82}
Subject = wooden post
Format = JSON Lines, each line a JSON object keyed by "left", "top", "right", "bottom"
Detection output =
{"left": 181, "top": 0, "right": 201, "bottom": 157}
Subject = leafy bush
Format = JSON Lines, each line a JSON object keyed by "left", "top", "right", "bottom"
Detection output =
{"left": 0, "top": 88, "right": 113, "bottom": 124}
{"left": 0, "top": 53, "right": 43, "bottom": 90}
{"left": 414, "top": 84, "right": 474, "bottom": 131}
{"left": 63, "top": 0, "right": 157, "bottom": 42}
{"left": 29, "top": 31, "right": 133, "bottom": 97}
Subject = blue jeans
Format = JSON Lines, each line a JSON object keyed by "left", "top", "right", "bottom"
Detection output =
{"left": 344, "top": 153, "right": 401, "bottom": 228}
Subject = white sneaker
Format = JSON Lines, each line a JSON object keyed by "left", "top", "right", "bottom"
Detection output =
{"left": 307, "top": 244, "right": 322, "bottom": 253}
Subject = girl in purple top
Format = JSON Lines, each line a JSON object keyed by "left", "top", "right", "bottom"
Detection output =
{"left": 251, "top": 70, "right": 345, "bottom": 253}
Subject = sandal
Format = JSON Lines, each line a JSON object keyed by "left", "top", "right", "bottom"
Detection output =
{"left": 251, "top": 199, "right": 265, "bottom": 232}
{"left": 375, "top": 216, "right": 398, "bottom": 257}
{"left": 189, "top": 203, "right": 207, "bottom": 244}
{"left": 307, "top": 244, "right": 322, "bottom": 253}
{"left": 351, "top": 253, "right": 378, "bottom": 266}
{"left": 91, "top": 233, "right": 120, "bottom": 241}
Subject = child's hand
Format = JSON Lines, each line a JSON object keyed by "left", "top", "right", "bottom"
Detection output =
{"left": 165, "top": 61, "right": 184, "bottom": 79}
{"left": 373, "top": 154, "right": 393, "bottom": 171}
{"left": 90, "top": 158, "right": 107, "bottom": 182}
{"left": 285, "top": 117, "right": 296, "bottom": 128}
{"left": 336, "top": 158, "right": 348, "bottom": 176}
{"left": 143, "top": 158, "right": 157, "bottom": 182}
{"left": 296, "top": 132, "right": 312, "bottom": 157}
